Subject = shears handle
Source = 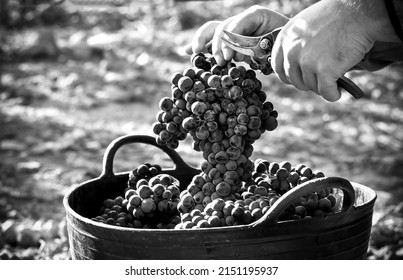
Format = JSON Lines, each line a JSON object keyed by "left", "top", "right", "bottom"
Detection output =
{"left": 337, "top": 76, "right": 364, "bottom": 99}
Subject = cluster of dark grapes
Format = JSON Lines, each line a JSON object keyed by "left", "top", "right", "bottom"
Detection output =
{"left": 174, "top": 160, "right": 339, "bottom": 229}
{"left": 247, "top": 160, "right": 337, "bottom": 221}
{"left": 91, "top": 161, "right": 339, "bottom": 230}
{"left": 153, "top": 53, "right": 278, "bottom": 215}
{"left": 91, "top": 163, "right": 181, "bottom": 229}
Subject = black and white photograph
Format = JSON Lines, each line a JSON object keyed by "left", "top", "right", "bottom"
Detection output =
{"left": 0, "top": 0, "right": 402, "bottom": 273}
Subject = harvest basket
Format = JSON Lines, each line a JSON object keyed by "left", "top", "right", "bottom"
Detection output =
{"left": 63, "top": 134, "right": 377, "bottom": 259}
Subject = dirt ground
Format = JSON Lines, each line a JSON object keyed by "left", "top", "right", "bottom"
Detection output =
{"left": 0, "top": 0, "right": 402, "bottom": 260}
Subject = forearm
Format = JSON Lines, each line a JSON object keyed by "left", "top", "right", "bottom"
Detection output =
{"left": 384, "top": 0, "right": 403, "bottom": 41}
{"left": 340, "top": 0, "right": 401, "bottom": 42}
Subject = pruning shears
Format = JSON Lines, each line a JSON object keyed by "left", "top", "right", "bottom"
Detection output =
{"left": 220, "top": 27, "right": 365, "bottom": 99}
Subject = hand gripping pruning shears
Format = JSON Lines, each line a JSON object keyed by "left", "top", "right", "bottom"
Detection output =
{"left": 220, "top": 28, "right": 365, "bottom": 99}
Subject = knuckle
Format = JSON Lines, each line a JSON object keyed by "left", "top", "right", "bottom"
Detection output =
{"left": 271, "top": 53, "right": 281, "bottom": 75}
{"left": 316, "top": 61, "right": 334, "bottom": 76}
{"left": 246, "top": 5, "right": 265, "bottom": 14}
{"left": 299, "top": 56, "right": 314, "bottom": 72}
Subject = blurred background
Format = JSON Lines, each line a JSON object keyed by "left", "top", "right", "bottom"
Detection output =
{"left": 0, "top": 0, "right": 402, "bottom": 260}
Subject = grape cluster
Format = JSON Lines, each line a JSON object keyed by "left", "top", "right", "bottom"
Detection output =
{"left": 174, "top": 195, "right": 277, "bottom": 229}
{"left": 92, "top": 163, "right": 181, "bottom": 229}
{"left": 174, "top": 160, "right": 338, "bottom": 229}
{"left": 153, "top": 53, "right": 279, "bottom": 215}
{"left": 248, "top": 160, "right": 337, "bottom": 221}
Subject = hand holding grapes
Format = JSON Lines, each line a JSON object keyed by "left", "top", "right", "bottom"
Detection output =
{"left": 185, "top": 5, "right": 289, "bottom": 66}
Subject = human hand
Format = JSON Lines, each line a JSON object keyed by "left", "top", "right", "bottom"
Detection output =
{"left": 271, "top": 0, "right": 400, "bottom": 101}
{"left": 185, "top": 5, "right": 289, "bottom": 66}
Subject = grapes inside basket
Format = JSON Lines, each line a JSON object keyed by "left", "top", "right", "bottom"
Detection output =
{"left": 91, "top": 53, "right": 344, "bottom": 229}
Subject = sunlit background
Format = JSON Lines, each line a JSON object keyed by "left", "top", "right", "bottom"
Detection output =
{"left": 1, "top": 0, "right": 402, "bottom": 259}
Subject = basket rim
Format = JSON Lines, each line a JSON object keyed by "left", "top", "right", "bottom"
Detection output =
{"left": 63, "top": 173, "right": 377, "bottom": 233}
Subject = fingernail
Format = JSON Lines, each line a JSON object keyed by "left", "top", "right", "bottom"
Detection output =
{"left": 192, "top": 46, "right": 202, "bottom": 54}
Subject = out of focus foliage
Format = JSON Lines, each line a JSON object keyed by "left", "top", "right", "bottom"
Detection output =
{"left": 0, "top": 0, "right": 402, "bottom": 260}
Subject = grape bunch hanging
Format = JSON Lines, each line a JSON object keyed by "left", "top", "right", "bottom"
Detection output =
{"left": 152, "top": 53, "right": 279, "bottom": 214}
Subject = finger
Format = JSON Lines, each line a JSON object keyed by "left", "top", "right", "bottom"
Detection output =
{"left": 223, "top": 9, "right": 271, "bottom": 62}
{"left": 227, "top": 6, "right": 288, "bottom": 37}
{"left": 284, "top": 60, "right": 310, "bottom": 91}
{"left": 221, "top": 14, "right": 260, "bottom": 62}
{"left": 212, "top": 18, "right": 234, "bottom": 66}
{"left": 317, "top": 74, "right": 341, "bottom": 102}
{"left": 300, "top": 68, "right": 319, "bottom": 93}
{"left": 271, "top": 44, "right": 289, "bottom": 84}
{"left": 192, "top": 21, "right": 221, "bottom": 54}
{"left": 184, "top": 43, "right": 192, "bottom": 55}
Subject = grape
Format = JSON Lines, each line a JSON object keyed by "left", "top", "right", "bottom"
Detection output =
{"left": 295, "top": 164, "right": 306, "bottom": 174}
{"left": 162, "top": 111, "right": 174, "bottom": 123}
{"left": 237, "top": 113, "right": 249, "bottom": 125}
{"left": 276, "top": 168, "right": 289, "bottom": 181}
{"left": 184, "top": 90, "right": 196, "bottom": 103}
{"left": 300, "top": 166, "right": 313, "bottom": 179}
{"left": 228, "top": 67, "right": 241, "bottom": 79}
{"left": 231, "top": 206, "right": 245, "bottom": 221}
{"left": 241, "top": 79, "right": 255, "bottom": 94}
{"left": 318, "top": 197, "right": 332, "bottom": 212}
{"left": 193, "top": 81, "right": 205, "bottom": 92}
{"left": 215, "top": 151, "right": 229, "bottom": 164}
{"left": 182, "top": 116, "right": 197, "bottom": 131}
{"left": 196, "top": 90, "right": 207, "bottom": 102}
{"left": 221, "top": 75, "right": 233, "bottom": 88}
{"left": 195, "top": 125, "right": 209, "bottom": 140}
{"left": 178, "top": 76, "right": 193, "bottom": 92}
{"left": 287, "top": 171, "right": 300, "bottom": 186}
{"left": 206, "top": 121, "right": 218, "bottom": 132}
{"left": 183, "top": 68, "right": 196, "bottom": 79}
{"left": 247, "top": 116, "right": 261, "bottom": 130}
{"left": 279, "top": 161, "right": 292, "bottom": 172}
{"left": 207, "top": 75, "right": 221, "bottom": 88}
{"left": 216, "top": 182, "right": 231, "bottom": 197}
{"left": 200, "top": 71, "right": 212, "bottom": 83}
{"left": 171, "top": 87, "right": 182, "bottom": 100}
{"left": 228, "top": 85, "right": 243, "bottom": 100}
{"left": 234, "top": 124, "right": 247, "bottom": 135}
{"left": 159, "top": 97, "right": 174, "bottom": 112}
{"left": 162, "top": 190, "right": 173, "bottom": 200}
{"left": 211, "top": 65, "right": 223, "bottom": 75}
{"left": 204, "top": 110, "right": 216, "bottom": 121}
{"left": 171, "top": 72, "right": 183, "bottom": 86}
{"left": 152, "top": 184, "right": 165, "bottom": 197}
{"left": 191, "top": 101, "right": 208, "bottom": 116}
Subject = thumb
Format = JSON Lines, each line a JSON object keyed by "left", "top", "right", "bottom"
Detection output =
{"left": 223, "top": 7, "right": 289, "bottom": 62}
{"left": 184, "top": 43, "right": 192, "bottom": 55}
{"left": 192, "top": 21, "right": 221, "bottom": 54}
{"left": 317, "top": 77, "right": 341, "bottom": 102}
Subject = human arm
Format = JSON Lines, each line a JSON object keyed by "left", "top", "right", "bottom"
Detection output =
{"left": 185, "top": 1, "right": 402, "bottom": 102}
{"left": 271, "top": 0, "right": 401, "bottom": 101}
{"left": 384, "top": 0, "right": 403, "bottom": 41}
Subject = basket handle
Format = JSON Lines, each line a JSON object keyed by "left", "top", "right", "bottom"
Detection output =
{"left": 100, "top": 134, "right": 200, "bottom": 187}
{"left": 253, "top": 177, "right": 356, "bottom": 227}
